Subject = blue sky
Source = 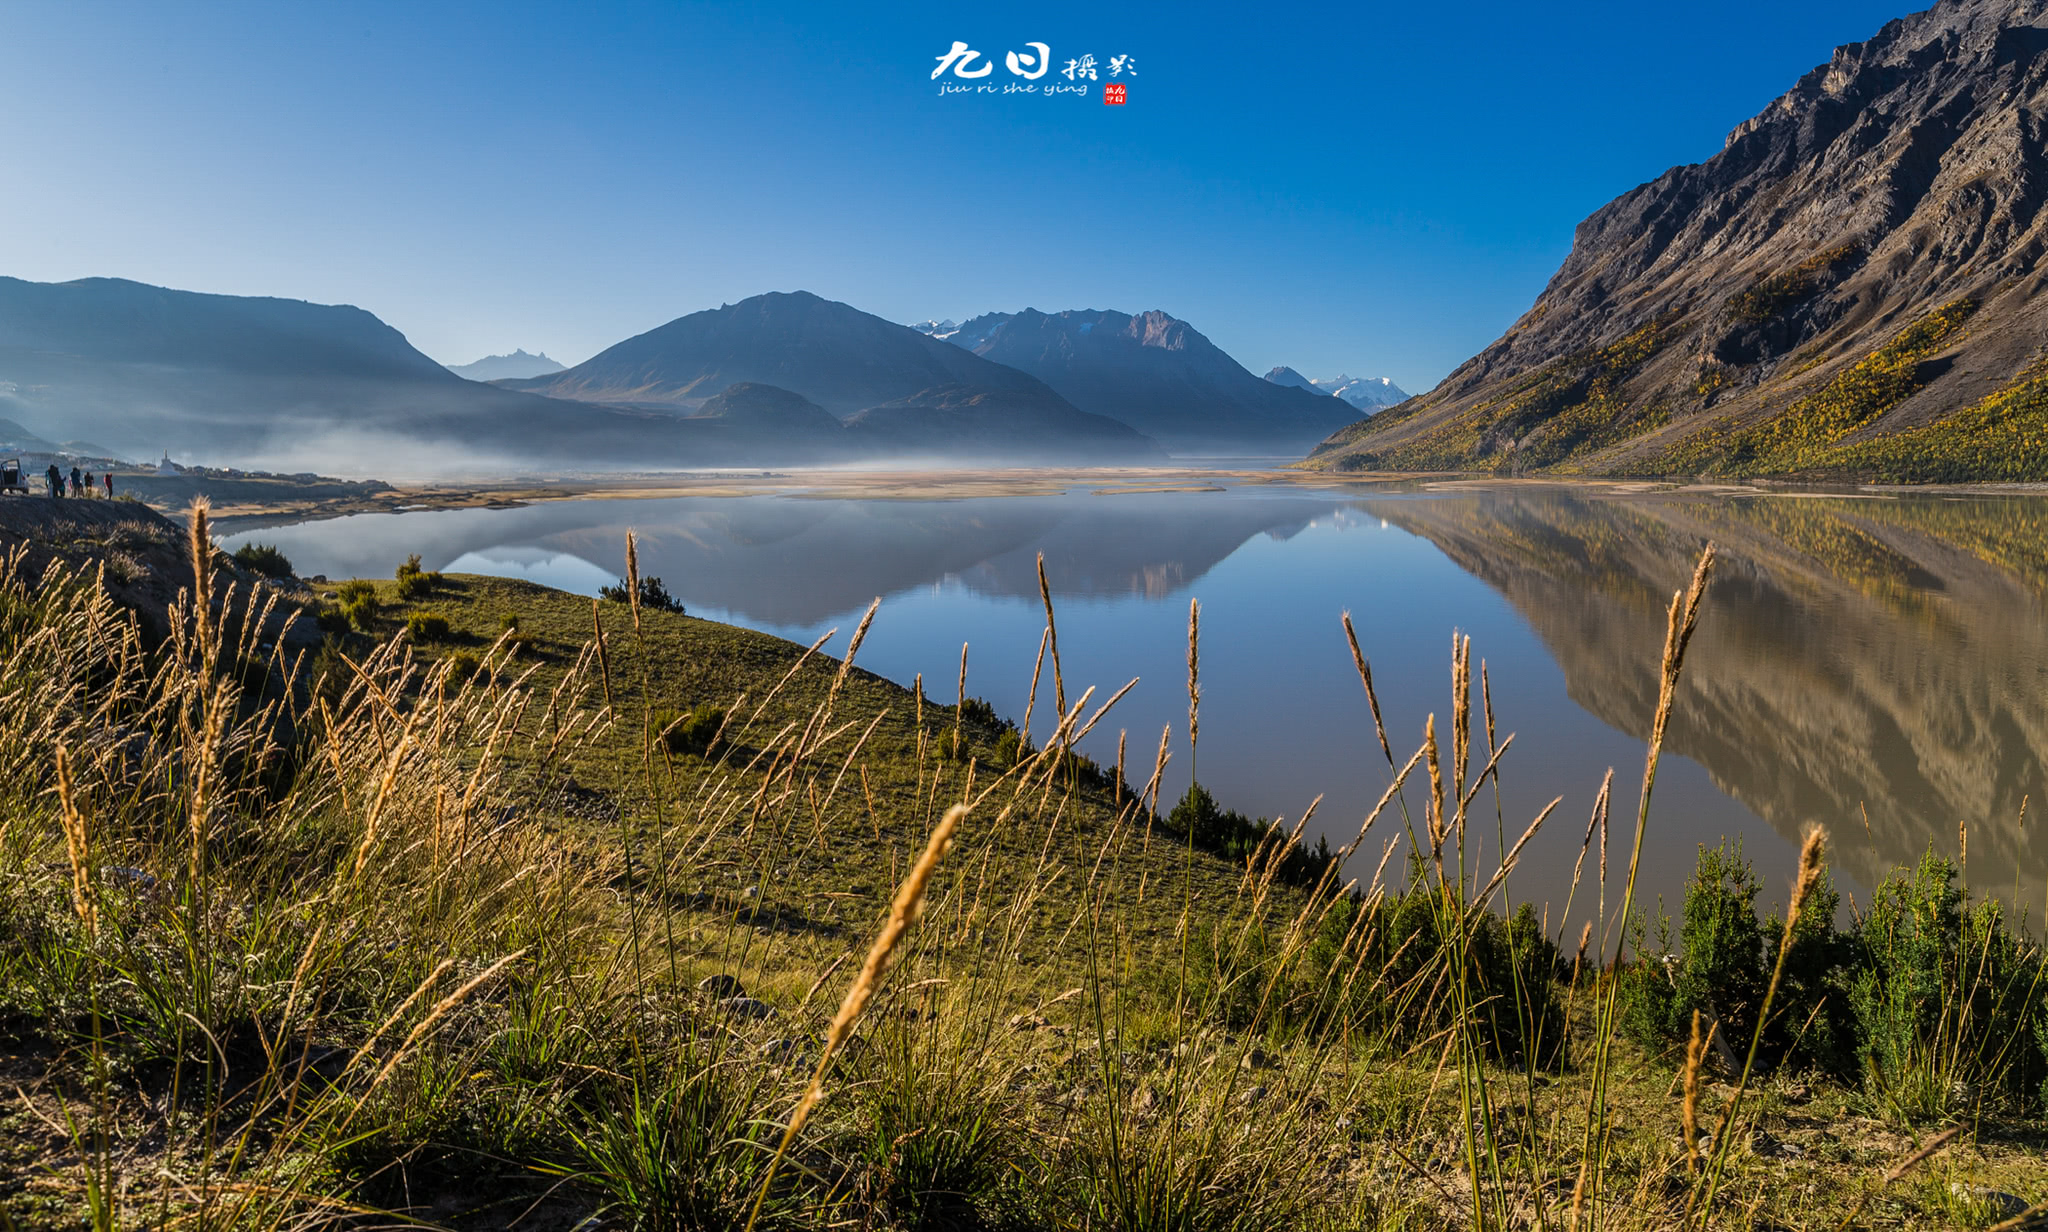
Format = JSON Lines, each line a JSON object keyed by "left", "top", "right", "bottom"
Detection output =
{"left": 0, "top": 0, "right": 1910, "bottom": 391}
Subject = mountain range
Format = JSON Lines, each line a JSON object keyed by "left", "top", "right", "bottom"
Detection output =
{"left": 0, "top": 281, "right": 1164, "bottom": 469}
{"left": 447, "top": 349, "right": 565, "bottom": 381}
{"left": 929, "top": 308, "right": 1359, "bottom": 452}
{"left": 1310, "top": 0, "right": 2048, "bottom": 481}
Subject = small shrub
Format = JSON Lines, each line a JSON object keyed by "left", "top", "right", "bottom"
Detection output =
{"left": 405, "top": 610, "right": 453, "bottom": 643}
{"left": 232, "top": 542, "right": 294, "bottom": 579}
{"left": 658, "top": 704, "right": 728, "bottom": 757}
{"left": 1850, "top": 852, "right": 2046, "bottom": 1121}
{"left": 600, "top": 575, "right": 685, "bottom": 615}
{"left": 336, "top": 578, "right": 377, "bottom": 605}
{"left": 395, "top": 554, "right": 442, "bottom": 600}
{"left": 315, "top": 604, "right": 351, "bottom": 636}
{"left": 341, "top": 593, "right": 379, "bottom": 633}
{"left": 441, "top": 649, "right": 484, "bottom": 685}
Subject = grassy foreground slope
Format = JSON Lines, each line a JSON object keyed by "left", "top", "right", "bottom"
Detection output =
{"left": 4, "top": 504, "right": 2048, "bottom": 1230}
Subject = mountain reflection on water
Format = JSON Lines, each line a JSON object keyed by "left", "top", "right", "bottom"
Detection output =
{"left": 229, "top": 483, "right": 2048, "bottom": 915}
{"left": 1360, "top": 486, "right": 2048, "bottom": 908}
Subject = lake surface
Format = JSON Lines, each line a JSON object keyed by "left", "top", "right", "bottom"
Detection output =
{"left": 225, "top": 480, "right": 2048, "bottom": 929}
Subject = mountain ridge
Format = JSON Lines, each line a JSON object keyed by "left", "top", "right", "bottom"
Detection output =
{"left": 1308, "top": 0, "right": 2048, "bottom": 481}
{"left": 940, "top": 307, "right": 1358, "bottom": 452}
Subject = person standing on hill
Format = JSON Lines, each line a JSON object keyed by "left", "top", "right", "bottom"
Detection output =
{"left": 103, "top": 471, "right": 113, "bottom": 498}
{"left": 46, "top": 463, "right": 61, "bottom": 499}
{"left": 82, "top": 469, "right": 94, "bottom": 496}
{"left": 70, "top": 466, "right": 81, "bottom": 496}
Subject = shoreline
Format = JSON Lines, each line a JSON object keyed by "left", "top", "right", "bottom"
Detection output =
{"left": 137, "top": 464, "right": 2048, "bottom": 531}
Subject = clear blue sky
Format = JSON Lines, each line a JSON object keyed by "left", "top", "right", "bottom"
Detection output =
{"left": 0, "top": 0, "right": 1912, "bottom": 392}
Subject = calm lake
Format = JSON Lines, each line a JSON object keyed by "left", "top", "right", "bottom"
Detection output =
{"left": 224, "top": 480, "right": 2048, "bottom": 927}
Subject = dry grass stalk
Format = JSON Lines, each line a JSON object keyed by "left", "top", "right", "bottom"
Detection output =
{"left": 187, "top": 498, "right": 214, "bottom": 666}
{"left": 745, "top": 802, "right": 970, "bottom": 1232}
{"left": 1681, "top": 1009, "right": 1714, "bottom": 1172}
{"left": 1037, "top": 553, "right": 1066, "bottom": 717}
{"left": 1342, "top": 611, "right": 1394, "bottom": 765}
{"left": 1022, "top": 626, "right": 1048, "bottom": 749}
{"left": 54, "top": 746, "right": 94, "bottom": 933}
{"left": 952, "top": 643, "right": 969, "bottom": 760}
{"left": 624, "top": 530, "right": 642, "bottom": 633}
{"left": 1186, "top": 596, "right": 1201, "bottom": 763}
{"left": 364, "top": 949, "right": 528, "bottom": 1096}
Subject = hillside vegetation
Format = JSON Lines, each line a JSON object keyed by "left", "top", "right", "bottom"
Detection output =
{"left": 3, "top": 506, "right": 2048, "bottom": 1229}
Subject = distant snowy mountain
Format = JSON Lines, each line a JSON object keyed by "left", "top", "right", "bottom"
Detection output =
{"left": 908, "top": 319, "right": 959, "bottom": 339}
{"left": 447, "top": 348, "right": 566, "bottom": 381}
{"left": 1262, "top": 366, "right": 1325, "bottom": 393}
{"left": 1317, "top": 375, "right": 1409, "bottom": 410}
{"left": 1258, "top": 368, "right": 1409, "bottom": 413}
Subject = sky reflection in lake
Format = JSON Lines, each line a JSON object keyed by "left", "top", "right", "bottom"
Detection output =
{"left": 227, "top": 482, "right": 2048, "bottom": 928}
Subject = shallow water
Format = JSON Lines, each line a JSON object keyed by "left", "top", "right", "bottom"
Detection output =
{"left": 226, "top": 480, "right": 2048, "bottom": 928}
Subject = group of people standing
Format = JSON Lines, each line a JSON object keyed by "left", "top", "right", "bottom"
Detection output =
{"left": 45, "top": 463, "right": 113, "bottom": 499}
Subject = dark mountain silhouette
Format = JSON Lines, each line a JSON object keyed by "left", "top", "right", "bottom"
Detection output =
{"left": 1311, "top": 0, "right": 2048, "bottom": 480}
{"left": 940, "top": 309, "right": 1357, "bottom": 452}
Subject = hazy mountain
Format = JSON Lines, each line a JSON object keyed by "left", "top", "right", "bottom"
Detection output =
{"left": 0, "top": 279, "right": 1154, "bottom": 470}
{"left": 1262, "top": 366, "right": 1324, "bottom": 392}
{"left": 0, "top": 276, "right": 684, "bottom": 470}
{"left": 909, "top": 319, "right": 959, "bottom": 338}
{"left": 1315, "top": 375, "right": 1409, "bottom": 411}
{"left": 843, "top": 383, "right": 1161, "bottom": 462}
{"left": 447, "top": 348, "right": 565, "bottom": 381}
{"left": 1311, "top": 0, "right": 2048, "bottom": 479}
{"left": 940, "top": 309, "right": 1358, "bottom": 452}
{"left": 509, "top": 291, "right": 1072, "bottom": 416}
{"left": 690, "top": 381, "right": 843, "bottom": 433}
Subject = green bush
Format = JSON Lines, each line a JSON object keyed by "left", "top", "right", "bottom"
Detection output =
{"left": 395, "top": 554, "right": 442, "bottom": 600}
{"left": 405, "top": 610, "right": 453, "bottom": 643}
{"left": 341, "top": 594, "right": 378, "bottom": 633}
{"left": 314, "top": 604, "right": 351, "bottom": 636}
{"left": 600, "top": 575, "right": 685, "bottom": 614}
{"left": 657, "top": 704, "right": 727, "bottom": 757}
{"left": 231, "top": 542, "right": 294, "bottom": 579}
{"left": 336, "top": 578, "right": 377, "bottom": 605}
{"left": 1850, "top": 853, "right": 2046, "bottom": 1121}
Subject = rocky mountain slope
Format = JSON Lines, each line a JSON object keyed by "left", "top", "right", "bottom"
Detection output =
{"left": 941, "top": 309, "right": 1358, "bottom": 452}
{"left": 1310, "top": 0, "right": 2048, "bottom": 482}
